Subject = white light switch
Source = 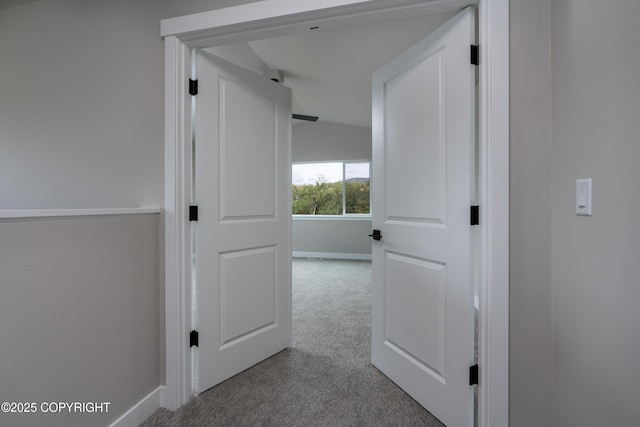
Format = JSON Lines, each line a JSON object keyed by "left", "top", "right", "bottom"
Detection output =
{"left": 576, "top": 178, "right": 592, "bottom": 216}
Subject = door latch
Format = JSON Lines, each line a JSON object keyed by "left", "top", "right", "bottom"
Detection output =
{"left": 368, "top": 229, "right": 382, "bottom": 241}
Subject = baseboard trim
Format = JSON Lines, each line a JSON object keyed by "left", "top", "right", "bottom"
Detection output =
{"left": 293, "top": 251, "right": 372, "bottom": 261}
{"left": 109, "top": 386, "right": 165, "bottom": 427}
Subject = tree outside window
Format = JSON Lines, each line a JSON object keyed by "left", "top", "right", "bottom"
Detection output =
{"left": 292, "top": 161, "right": 370, "bottom": 216}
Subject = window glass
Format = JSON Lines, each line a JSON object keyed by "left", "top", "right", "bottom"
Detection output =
{"left": 292, "top": 162, "right": 343, "bottom": 215}
{"left": 345, "top": 162, "right": 370, "bottom": 214}
{"left": 292, "top": 161, "right": 370, "bottom": 216}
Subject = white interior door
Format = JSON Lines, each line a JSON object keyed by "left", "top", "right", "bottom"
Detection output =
{"left": 371, "top": 7, "right": 476, "bottom": 427}
{"left": 195, "top": 51, "right": 292, "bottom": 393}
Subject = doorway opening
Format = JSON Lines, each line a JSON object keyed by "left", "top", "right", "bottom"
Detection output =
{"left": 195, "top": 7, "right": 468, "bottom": 340}
{"left": 163, "top": 1, "right": 510, "bottom": 425}
{"left": 190, "top": 8, "right": 478, "bottom": 424}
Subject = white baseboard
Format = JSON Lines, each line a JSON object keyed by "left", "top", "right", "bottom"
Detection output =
{"left": 109, "top": 386, "right": 165, "bottom": 427}
{"left": 293, "top": 251, "right": 372, "bottom": 261}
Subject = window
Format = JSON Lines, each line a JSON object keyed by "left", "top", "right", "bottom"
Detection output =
{"left": 292, "top": 161, "right": 370, "bottom": 216}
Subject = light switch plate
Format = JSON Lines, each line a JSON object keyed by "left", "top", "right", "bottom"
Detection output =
{"left": 576, "top": 178, "right": 592, "bottom": 216}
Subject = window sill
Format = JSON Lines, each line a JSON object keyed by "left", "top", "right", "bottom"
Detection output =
{"left": 293, "top": 215, "right": 371, "bottom": 221}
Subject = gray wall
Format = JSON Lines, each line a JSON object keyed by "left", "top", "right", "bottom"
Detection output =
{"left": 292, "top": 122, "right": 372, "bottom": 163}
{"left": 550, "top": 1, "right": 640, "bottom": 425}
{"left": 292, "top": 122, "right": 372, "bottom": 257}
{"left": 509, "top": 0, "right": 553, "bottom": 425}
{"left": 0, "top": 214, "right": 160, "bottom": 427}
{"left": 510, "top": 0, "right": 640, "bottom": 425}
{"left": 293, "top": 219, "right": 372, "bottom": 256}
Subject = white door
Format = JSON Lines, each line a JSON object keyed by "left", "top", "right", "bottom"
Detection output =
{"left": 195, "top": 51, "right": 292, "bottom": 393}
{"left": 371, "top": 7, "right": 476, "bottom": 427}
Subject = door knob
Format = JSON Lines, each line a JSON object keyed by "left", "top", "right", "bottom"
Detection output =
{"left": 369, "top": 230, "right": 382, "bottom": 241}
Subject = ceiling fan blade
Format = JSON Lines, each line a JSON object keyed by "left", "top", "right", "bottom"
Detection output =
{"left": 292, "top": 114, "right": 318, "bottom": 122}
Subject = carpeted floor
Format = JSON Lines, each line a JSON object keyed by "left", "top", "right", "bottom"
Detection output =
{"left": 140, "top": 258, "right": 444, "bottom": 427}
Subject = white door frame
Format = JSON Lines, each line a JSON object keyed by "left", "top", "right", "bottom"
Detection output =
{"left": 162, "top": 1, "right": 509, "bottom": 426}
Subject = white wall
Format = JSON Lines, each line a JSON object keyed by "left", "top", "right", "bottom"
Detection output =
{"left": 0, "top": 0, "right": 261, "bottom": 210}
{"left": 509, "top": 0, "right": 553, "bottom": 425}
{"left": 0, "top": 0, "right": 163, "bottom": 209}
{"left": 550, "top": 1, "right": 640, "bottom": 425}
{"left": 292, "top": 122, "right": 372, "bottom": 258}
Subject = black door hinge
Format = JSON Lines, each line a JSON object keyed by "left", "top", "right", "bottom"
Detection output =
{"left": 190, "top": 330, "right": 199, "bottom": 347}
{"left": 189, "top": 205, "right": 198, "bottom": 221}
{"left": 470, "top": 205, "right": 479, "bottom": 225}
{"left": 189, "top": 79, "right": 198, "bottom": 96}
{"left": 470, "top": 45, "right": 479, "bottom": 66}
{"left": 470, "top": 364, "right": 479, "bottom": 385}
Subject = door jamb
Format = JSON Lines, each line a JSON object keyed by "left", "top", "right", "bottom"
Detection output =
{"left": 162, "top": 2, "right": 509, "bottom": 426}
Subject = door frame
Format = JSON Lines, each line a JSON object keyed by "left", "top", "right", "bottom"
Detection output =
{"left": 162, "top": 1, "right": 509, "bottom": 426}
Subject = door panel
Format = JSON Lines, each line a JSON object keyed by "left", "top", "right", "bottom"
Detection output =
{"left": 371, "top": 7, "right": 476, "bottom": 427}
{"left": 195, "top": 51, "right": 292, "bottom": 393}
{"left": 385, "top": 49, "right": 445, "bottom": 223}
{"left": 219, "top": 78, "right": 276, "bottom": 220}
{"left": 219, "top": 246, "right": 277, "bottom": 347}
{"left": 385, "top": 252, "right": 446, "bottom": 380}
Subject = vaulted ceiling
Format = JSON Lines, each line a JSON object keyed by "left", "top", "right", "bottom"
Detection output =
{"left": 246, "top": 11, "right": 456, "bottom": 128}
